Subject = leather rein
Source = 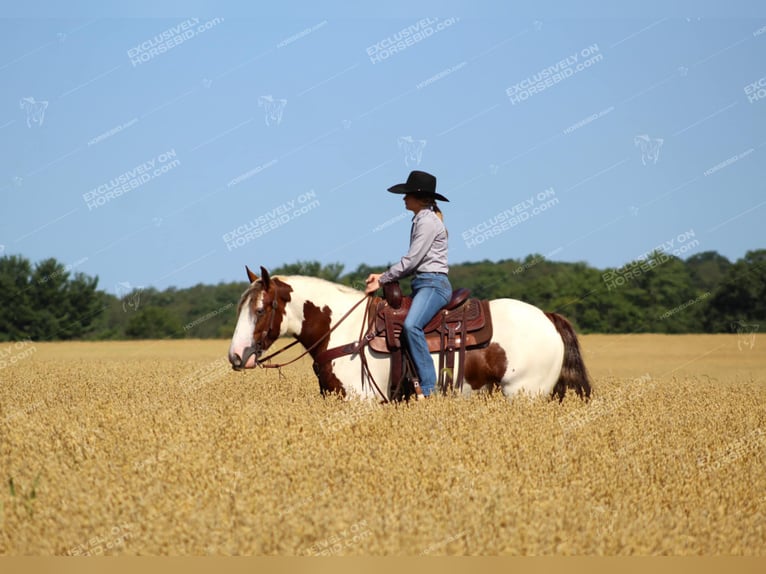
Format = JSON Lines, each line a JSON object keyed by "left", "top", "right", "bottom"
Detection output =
{"left": 243, "top": 293, "right": 387, "bottom": 401}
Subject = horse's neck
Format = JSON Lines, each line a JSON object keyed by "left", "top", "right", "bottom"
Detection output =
{"left": 281, "top": 276, "right": 364, "bottom": 343}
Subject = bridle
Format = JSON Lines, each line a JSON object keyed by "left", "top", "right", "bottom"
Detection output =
{"left": 237, "top": 284, "right": 395, "bottom": 402}
{"left": 239, "top": 291, "right": 384, "bottom": 395}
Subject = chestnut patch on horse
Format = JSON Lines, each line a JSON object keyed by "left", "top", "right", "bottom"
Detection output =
{"left": 244, "top": 277, "right": 293, "bottom": 354}
{"left": 298, "top": 300, "right": 345, "bottom": 396}
{"left": 463, "top": 343, "right": 508, "bottom": 390}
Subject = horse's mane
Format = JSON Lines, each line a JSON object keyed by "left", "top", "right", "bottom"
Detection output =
{"left": 274, "top": 275, "right": 363, "bottom": 296}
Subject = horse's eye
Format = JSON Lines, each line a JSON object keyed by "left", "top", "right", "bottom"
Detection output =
{"left": 255, "top": 308, "right": 265, "bottom": 316}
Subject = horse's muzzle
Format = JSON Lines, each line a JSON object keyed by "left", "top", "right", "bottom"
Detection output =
{"left": 230, "top": 344, "right": 260, "bottom": 371}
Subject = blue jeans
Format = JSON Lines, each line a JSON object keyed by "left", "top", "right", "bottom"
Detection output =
{"left": 402, "top": 273, "right": 452, "bottom": 396}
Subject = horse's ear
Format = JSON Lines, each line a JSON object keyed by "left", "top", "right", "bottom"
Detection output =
{"left": 260, "top": 266, "right": 271, "bottom": 290}
{"left": 245, "top": 265, "right": 259, "bottom": 283}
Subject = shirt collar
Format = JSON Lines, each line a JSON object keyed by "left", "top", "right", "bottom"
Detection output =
{"left": 411, "top": 209, "right": 431, "bottom": 222}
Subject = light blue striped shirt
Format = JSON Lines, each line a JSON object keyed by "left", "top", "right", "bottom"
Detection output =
{"left": 379, "top": 208, "right": 448, "bottom": 284}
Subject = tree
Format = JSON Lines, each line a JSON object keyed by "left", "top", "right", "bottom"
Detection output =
{"left": 686, "top": 251, "right": 732, "bottom": 292}
{"left": 125, "top": 308, "right": 183, "bottom": 339}
{"left": 704, "top": 250, "right": 766, "bottom": 332}
{"left": 0, "top": 255, "right": 104, "bottom": 341}
{"left": 0, "top": 255, "right": 34, "bottom": 341}
{"left": 3, "top": 250, "right": 763, "bottom": 339}
{"left": 272, "top": 261, "right": 345, "bottom": 282}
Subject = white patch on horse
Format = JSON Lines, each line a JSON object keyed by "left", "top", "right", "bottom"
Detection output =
{"left": 228, "top": 290, "right": 262, "bottom": 367}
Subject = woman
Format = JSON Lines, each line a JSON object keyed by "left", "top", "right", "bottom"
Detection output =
{"left": 365, "top": 170, "right": 452, "bottom": 399}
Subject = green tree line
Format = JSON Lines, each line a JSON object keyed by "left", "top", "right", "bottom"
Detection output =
{"left": 0, "top": 250, "right": 763, "bottom": 341}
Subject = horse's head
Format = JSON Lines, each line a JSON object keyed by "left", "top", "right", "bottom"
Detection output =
{"left": 228, "top": 265, "right": 292, "bottom": 370}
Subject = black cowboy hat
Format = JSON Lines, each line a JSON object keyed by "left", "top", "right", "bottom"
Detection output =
{"left": 387, "top": 170, "right": 449, "bottom": 202}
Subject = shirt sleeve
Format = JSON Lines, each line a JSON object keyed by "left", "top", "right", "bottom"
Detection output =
{"left": 379, "top": 214, "right": 439, "bottom": 284}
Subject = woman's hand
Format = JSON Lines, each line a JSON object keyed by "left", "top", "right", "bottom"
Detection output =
{"left": 365, "top": 273, "right": 382, "bottom": 295}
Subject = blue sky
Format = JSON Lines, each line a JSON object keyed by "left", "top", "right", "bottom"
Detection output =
{"left": 1, "top": 1, "right": 764, "bottom": 295}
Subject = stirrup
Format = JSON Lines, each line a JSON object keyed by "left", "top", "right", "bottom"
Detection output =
{"left": 412, "top": 378, "right": 424, "bottom": 397}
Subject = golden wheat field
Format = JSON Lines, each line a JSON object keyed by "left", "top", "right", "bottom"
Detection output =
{"left": 0, "top": 334, "right": 764, "bottom": 556}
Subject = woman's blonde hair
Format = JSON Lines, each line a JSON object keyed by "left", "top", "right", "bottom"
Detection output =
{"left": 412, "top": 194, "right": 445, "bottom": 224}
{"left": 423, "top": 198, "right": 444, "bottom": 223}
{"left": 421, "top": 198, "right": 446, "bottom": 237}
{"left": 430, "top": 201, "right": 444, "bottom": 222}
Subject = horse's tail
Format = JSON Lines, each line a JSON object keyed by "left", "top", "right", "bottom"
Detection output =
{"left": 544, "top": 312, "right": 591, "bottom": 402}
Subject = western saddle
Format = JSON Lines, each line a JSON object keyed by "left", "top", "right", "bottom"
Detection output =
{"left": 368, "top": 282, "right": 493, "bottom": 398}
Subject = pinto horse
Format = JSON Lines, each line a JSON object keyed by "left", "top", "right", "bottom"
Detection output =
{"left": 228, "top": 266, "right": 591, "bottom": 402}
